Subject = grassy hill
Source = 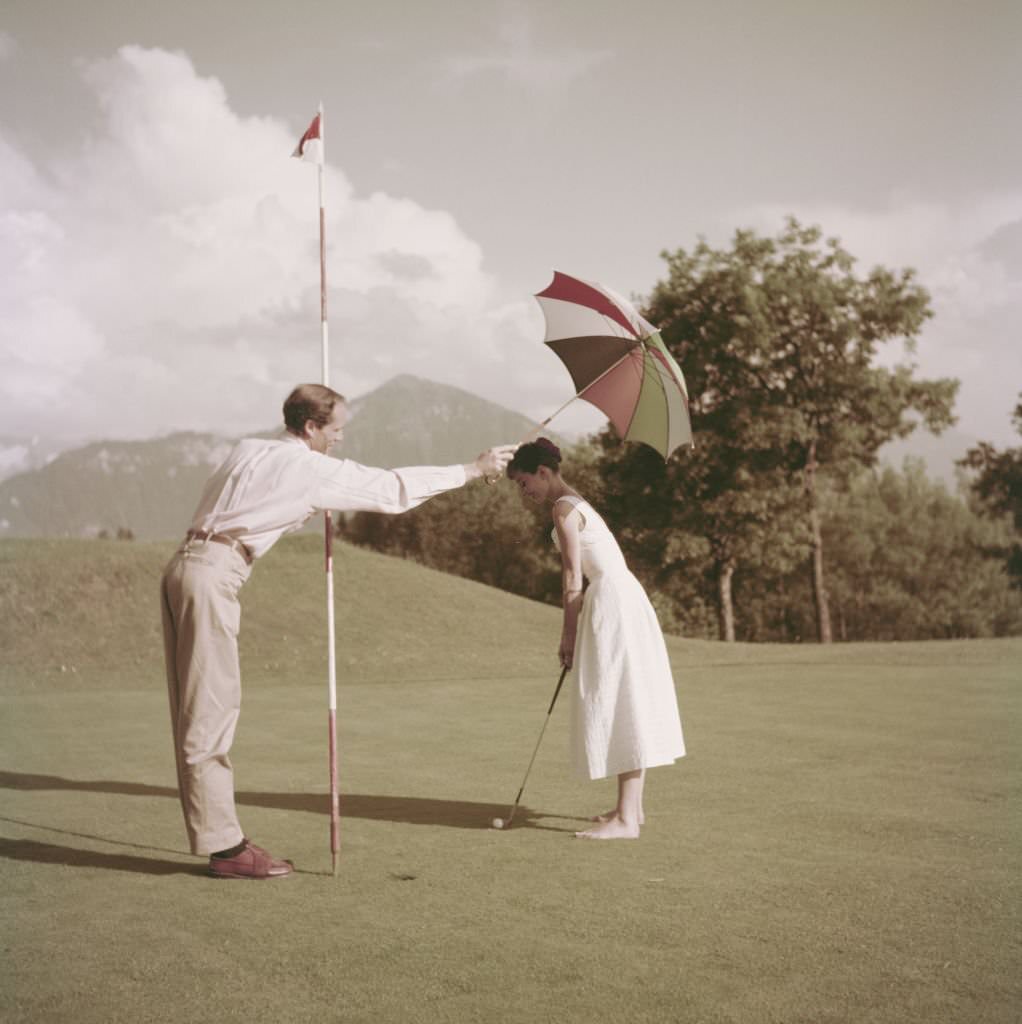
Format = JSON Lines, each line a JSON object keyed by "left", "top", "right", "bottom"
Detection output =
{"left": 0, "top": 535, "right": 565, "bottom": 693}
{"left": 2, "top": 538, "right": 1020, "bottom": 1024}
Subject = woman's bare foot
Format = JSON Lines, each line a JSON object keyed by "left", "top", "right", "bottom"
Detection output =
{"left": 581, "top": 769, "right": 645, "bottom": 837}
{"left": 575, "top": 816, "right": 640, "bottom": 840}
{"left": 590, "top": 809, "right": 645, "bottom": 825}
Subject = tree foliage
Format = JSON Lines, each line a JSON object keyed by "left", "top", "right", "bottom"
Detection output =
{"left": 339, "top": 451, "right": 1021, "bottom": 642}
{"left": 337, "top": 462, "right": 561, "bottom": 605}
{"left": 820, "top": 461, "right": 1021, "bottom": 638}
{"left": 594, "top": 424, "right": 798, "bottom": 640}
{"left": 639, "top": 218, "right": 958, "bottom": 640}
{"left": 959, "top": 396, "right": 1022, "bottom": 588}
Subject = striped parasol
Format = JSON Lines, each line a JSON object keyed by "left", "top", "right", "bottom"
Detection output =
{"left": 533, "top": 271, "right": 693, "bottom": 459}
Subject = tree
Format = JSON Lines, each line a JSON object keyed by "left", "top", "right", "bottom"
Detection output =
{"left": 820, "top": 460, "right": 1022, "bottom": 639}
{"left": 959, "top": 395, "right": 1022, "bottom": 588}
{"left": 337, "top": 459, "right": 563, "bottom": 605}
{"left": 644, "top": 218, "right": 958, "bottom": 641}
{"left": 595, "top": 416, "right": 798, "bottom": 641}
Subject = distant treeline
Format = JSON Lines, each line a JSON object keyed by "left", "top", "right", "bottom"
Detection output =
{"left": 339, "top": 220, "right": 1022, "bottom": 643}
{"left": 336, "top": 449, "right": 1022, "bottom": 643}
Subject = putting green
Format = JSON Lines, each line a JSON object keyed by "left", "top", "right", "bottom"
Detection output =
{"left": 1, "top": 538, "right": 1019, "bottom": 1023}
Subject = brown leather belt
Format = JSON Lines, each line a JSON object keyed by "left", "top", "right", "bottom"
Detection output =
{"left": 185, "top": 529, "right": 254, "bottom": 565}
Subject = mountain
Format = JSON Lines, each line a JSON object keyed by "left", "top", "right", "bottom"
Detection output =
{"left": 0, "top": 433, "right": 235, "bottom": 541}
{"left": 340, "top": 374, "right": 539, "bottom": 466}
{"left": 0, "top": 375, "right": 542, "bottom": 541}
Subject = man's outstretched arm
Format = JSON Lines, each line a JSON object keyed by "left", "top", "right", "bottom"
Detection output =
{"left": 312, "top": 445, "right": 518, "bottom": 515}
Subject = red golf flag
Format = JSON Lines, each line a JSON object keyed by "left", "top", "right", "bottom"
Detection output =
{"left": 292, "top": 113, "right": 323, "bottom": 164}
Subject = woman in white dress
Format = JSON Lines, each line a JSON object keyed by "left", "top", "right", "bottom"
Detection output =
{"left": 507, "top": 438, "right": 686, "bottom": 840}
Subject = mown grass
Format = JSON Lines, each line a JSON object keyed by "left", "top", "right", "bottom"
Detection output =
{"left": 1, "top": 537, "right": 1020, "bottom": 1023}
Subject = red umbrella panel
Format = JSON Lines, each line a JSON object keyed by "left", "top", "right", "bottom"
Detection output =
{"left": 535, "top": 271, "right": 693, "bottom": 459}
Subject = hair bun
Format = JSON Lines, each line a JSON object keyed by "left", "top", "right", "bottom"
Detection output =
{"left": 535, "top": 437, "right": 561, "bottom": 460}
{"left": 506, "top": 436, "right": 562, "bottom": 477}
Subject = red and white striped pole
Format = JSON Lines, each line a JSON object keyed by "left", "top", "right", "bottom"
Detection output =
{"left": 293, "top": 101, "right": 340, "bottom": 876}
{"left": 314, "top": 102, "right": 341, "bottom": 878}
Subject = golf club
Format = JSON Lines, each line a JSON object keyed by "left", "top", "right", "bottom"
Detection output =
{"left": 492, "top": 666, "right": 569, "bottom": 830}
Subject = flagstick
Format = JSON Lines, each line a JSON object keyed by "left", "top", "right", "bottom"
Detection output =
{"left": 315, "top": 101, "right": 341, "bottom": 879}
{"left": 318, "top": 108, "right": 329, "bottom": 385}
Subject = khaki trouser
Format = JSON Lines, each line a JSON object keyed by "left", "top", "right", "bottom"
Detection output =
{"left": 160, "top": 538, "right": 252, "bottom": 855}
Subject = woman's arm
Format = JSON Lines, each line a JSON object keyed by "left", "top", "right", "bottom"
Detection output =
{"left": 553, "top": 502, "right": 584, "bottom": 669}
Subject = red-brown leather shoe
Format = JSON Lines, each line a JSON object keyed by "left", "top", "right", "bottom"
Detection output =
{"left": 207, "top": 839, "right": 293, "bottom": 880}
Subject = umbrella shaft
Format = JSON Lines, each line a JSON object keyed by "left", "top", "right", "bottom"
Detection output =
{"left": 528, "top": 347, "right": 640, "bottom": 443}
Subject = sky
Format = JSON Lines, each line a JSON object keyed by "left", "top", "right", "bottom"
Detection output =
{"left": 2, "top": 0, "right": 1021, "bottom": 451}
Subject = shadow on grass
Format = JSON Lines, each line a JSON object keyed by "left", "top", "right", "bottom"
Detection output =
{"left": 0, "top": 835, "right": 203, "bottom": 876}
{"left": 0, "top": 770, "right": 581, "bottom": 834}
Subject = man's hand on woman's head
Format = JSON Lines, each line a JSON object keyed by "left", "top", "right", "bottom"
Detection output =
{"left": 466, "top": 444, "right": 518, "bottom": 481}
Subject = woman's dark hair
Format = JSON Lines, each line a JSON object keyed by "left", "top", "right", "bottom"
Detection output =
{"left": 507, "top": 437, "right": 562, "bottom": 476}
{"left": 283, "top": 384, "right": 346, "bottom": 435}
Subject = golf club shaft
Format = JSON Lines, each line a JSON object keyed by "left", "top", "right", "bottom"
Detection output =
{"left": 505, "top": 667, "right": 568, "bottom": 826}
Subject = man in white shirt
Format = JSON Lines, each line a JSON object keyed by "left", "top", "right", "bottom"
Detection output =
{"left": 160, "top": 383, "right": 516, "bottom": 879}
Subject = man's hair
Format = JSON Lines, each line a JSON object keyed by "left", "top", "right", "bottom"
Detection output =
{"left": 283, "top": 384, "right": 346, "bottom": 435}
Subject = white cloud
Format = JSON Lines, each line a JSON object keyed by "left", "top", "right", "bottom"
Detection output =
{"left": 0, "top": 45, "right": 566, "bottom": 443}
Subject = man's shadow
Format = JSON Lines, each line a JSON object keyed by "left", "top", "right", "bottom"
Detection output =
{"left": 0, "top": 770, "right": 578, "bottom": 876}
{"left": 0, "top": 769, "right": 549, "bottom": 827}
{"left": 0, "top": 835, "right": 204, "bottom": 876}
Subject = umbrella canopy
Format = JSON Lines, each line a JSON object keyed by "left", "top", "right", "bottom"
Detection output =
{"left": 534, "top": 271, "right": 693, "bottom": 459}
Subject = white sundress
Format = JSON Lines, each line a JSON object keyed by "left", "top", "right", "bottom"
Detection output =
{"left": 553, "top": 496, "right": 686, "bottom": 781}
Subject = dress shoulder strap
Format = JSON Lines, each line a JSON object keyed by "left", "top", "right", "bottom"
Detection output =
{"left": 552, "top": 494, "right": 588, "bottom": 530}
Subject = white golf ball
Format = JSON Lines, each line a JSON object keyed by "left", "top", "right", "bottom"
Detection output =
{"left": 492, "top": 817, "right": 504, "bottom": 830}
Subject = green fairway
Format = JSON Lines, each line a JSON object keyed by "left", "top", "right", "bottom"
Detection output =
{"left": 1, "top": 538, "right": 1020, "bottom": 1023}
